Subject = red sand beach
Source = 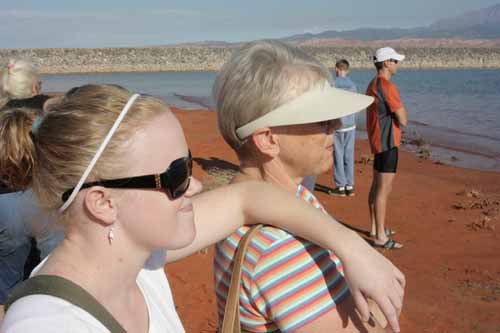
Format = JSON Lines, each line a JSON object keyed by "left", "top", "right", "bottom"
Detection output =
{"left": 167, "top": 108, "right": 500, "bottom": 333}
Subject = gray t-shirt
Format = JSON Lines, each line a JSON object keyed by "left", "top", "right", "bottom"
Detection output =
{"left": 335, "top": 76, "right": 358, "bottom": 130}
{"left": 0, "top": 190, "right": 63, "bottom": 302}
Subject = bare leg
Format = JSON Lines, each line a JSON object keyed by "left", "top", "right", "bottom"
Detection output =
{"left": 368, "top": 170, "right": 378, "bottom": 236}
{"left": 373, "top": 172, "right": 397, "bottom": 245}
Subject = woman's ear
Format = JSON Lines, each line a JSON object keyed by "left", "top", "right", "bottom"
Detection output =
{"left": 250, "top": 128, "right": 280, "bottom": 158}
{"left": 82, "top": 187, "right": 118, "bottom": 226}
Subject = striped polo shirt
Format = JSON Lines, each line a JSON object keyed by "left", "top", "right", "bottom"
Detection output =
{"left": 214, "top": 185, "right": 350, "bottom": 332}
{"left": 366, "top": 76, "right": 404, "bottom": 154}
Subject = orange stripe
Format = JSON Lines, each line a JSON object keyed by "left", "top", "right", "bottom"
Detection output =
{"left": 253, "top": 267, "right": 345, "bottom": 314}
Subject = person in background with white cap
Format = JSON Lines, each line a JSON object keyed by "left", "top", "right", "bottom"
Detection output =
{"left": 214, "top": 40, "right": 405, "bottom": 332}
{"left": 366, "top": 47, "right": 408, "bottom": 250}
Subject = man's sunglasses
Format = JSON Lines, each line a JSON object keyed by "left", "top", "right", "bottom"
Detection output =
{"left": 390, "top": 59, "right": 399, "bottom": 64}
{"left": 61, "top": 151, "right": 192, "bottom": 202}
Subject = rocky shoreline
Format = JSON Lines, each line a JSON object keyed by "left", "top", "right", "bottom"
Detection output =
{"left": 170, "top": 109, "right": 500, "bottom": 333}
{"left": 2, "top": 46, "right": 500, "bottom": 73}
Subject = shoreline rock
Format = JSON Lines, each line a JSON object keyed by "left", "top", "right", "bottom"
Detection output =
{"left": 169, "top": 109, "right": 500, "bottom": 333}
{"left": 2, "top": 46, "right": 500, "bottom": 74}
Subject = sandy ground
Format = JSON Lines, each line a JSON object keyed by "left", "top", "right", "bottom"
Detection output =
{"left": 166, "top": 108, "right": 500, "bottom": 333}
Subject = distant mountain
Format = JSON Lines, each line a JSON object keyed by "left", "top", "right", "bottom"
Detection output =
{"left": 168, "top": 4, "right": 500, "bottom": 48}
{"left": 282, "top": 3, "right": 500, "bottom": 42}
{"left": 171, "top": 40, "right": 233, "bottom": 48}
{"left": 282, "top": 28, "right": 424, "bottom": 42}
{"left": 159, "top": 40, "right": 234, "bottom": 48}
{"left": 430, "top": 4, "right": 500, "bottom": 31}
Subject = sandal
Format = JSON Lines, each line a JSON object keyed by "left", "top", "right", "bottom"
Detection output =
{"left": 373, "top": 238, "right": 403, "bottom": 250}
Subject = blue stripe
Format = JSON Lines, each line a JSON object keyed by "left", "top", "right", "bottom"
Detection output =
{"left": 254, "top": 249, "right": 335, "bottom": 295}
{"left": 260, "top": 262, "right": 346, "bottom": 307}
{"left": 254, "top": 241, "right": 326, "bottom": 280}
{"left": 285, "top": 288, "right": 350, "bottom": 331}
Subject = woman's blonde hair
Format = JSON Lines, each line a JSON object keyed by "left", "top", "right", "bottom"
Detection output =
{"left": 0, "top": 84, "right": 168, "bottom": 212}
{"left": 213, "top": 40, "right": 332, "bottom": 153}
{"left": 0, "top": 59, "right": 40, "bottom": 108}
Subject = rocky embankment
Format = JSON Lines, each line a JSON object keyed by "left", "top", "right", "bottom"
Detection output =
{"left": 1, "top": 46, "right": 500, "bottom": 73}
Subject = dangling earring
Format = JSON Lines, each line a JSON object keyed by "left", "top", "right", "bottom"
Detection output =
{"left": 108, "top": 227, "right": 115, "bottom": 245}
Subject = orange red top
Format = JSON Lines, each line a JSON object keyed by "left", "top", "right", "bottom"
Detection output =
{"left": 366, "top": 76, "right": 404, "bottom": 154}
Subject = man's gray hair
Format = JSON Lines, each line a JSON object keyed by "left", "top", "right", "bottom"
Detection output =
{"left": 213, "top": 39, "right": 332, "bottom": 151}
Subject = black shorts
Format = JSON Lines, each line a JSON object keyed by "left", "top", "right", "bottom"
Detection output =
{"left": 373, "top": 147, "right": 399, "bottom": 173}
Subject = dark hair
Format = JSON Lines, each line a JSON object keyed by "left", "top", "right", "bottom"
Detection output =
{"left": 374, "top": 61, "right": 384, "bottom": 71}
{"left": 335, "top": 59, "right": 350, "bottom": 70}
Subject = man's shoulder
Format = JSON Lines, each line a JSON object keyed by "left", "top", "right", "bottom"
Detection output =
{"left": 345, "top": 77, "right": 357, "bottom": 92}
{"left": 378, "top": 76, "right": 398, "bottom": 89}
{"left": 366, "top": 76, "right": 378, "bottom": 91}
{"left": 336, "top": 76, "right": 356, "bottom": 89}
{"left": 345, "top": 76, "right": 356, "bottom": 85}
{"left": 367, "top": 76, "right": 398, "bottom": 93}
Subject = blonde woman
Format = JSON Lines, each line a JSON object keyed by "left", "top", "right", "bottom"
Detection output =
{"left": 1, "top": 84, "right": 402, "bottom": 332}
{"left": 213, "top": 40, "right": 404, "bottom": 332}
{"left": 0, "top": 59, "right": 48, "bottom": 111}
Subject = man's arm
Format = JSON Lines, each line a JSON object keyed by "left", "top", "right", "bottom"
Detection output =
{"left": 393, "top": 107, "right": 408, "bottom": 126}
{"left": 383, "top": 81, "right": 407, "bottom": 126}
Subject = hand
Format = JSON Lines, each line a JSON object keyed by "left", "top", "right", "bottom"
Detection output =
{"left": 340, "top": 237, "right": 405, "bottom": 332}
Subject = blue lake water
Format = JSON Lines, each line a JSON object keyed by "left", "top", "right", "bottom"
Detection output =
{"left": 41, "top": 69, "right": 500, "bottom": 172}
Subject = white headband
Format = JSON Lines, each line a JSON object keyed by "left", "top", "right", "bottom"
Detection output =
{"left": 59, "top": 93, "right": 141, "bottom": 212}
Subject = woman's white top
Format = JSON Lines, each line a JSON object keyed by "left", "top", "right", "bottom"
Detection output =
{"left": 1, "top": 252, "right": 185, "bottom": 333}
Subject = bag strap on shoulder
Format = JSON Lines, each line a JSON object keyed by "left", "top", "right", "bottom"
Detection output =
{"left": 221, "top": 224, "right": 263, "bottom": 333}
{"left": 5, "top": 275, "right": 126, "bottom": 333}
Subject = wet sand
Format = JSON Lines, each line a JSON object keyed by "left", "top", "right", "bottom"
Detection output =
{"left": 167, "top": 108, "right": 500, "bottom": 333}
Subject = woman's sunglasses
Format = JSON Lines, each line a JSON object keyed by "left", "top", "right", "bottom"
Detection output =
{"left": 61, "top": 151, "right": 192, "bottom": 202}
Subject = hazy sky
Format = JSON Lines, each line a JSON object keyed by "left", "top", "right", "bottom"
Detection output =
{"left": 2, "top": 0, "right": 499, "bottom": 48}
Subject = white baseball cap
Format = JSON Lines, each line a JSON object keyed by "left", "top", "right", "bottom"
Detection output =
{"left": 236, "top": 81, "right": 374, "bottom": 139}
{"left": 373, "top": 47, "right": 405, "bottom": 63}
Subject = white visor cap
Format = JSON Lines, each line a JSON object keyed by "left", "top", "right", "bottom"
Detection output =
{"left": 373, "top": 47, "right": 405, "bottom": 63}
{"left": 236, "top": 81, "right": 374, "bottom": 139}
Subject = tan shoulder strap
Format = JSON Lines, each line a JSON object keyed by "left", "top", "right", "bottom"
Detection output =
{"left": 221, "top": 224, "right": 263, "bottom": 333}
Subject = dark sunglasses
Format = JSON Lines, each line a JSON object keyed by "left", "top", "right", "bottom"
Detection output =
{"left": 61, "top": 151, "right": 192, "bottom": 202}
{"left": 390, "top": 59, "right": 399, "bottom": 64}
